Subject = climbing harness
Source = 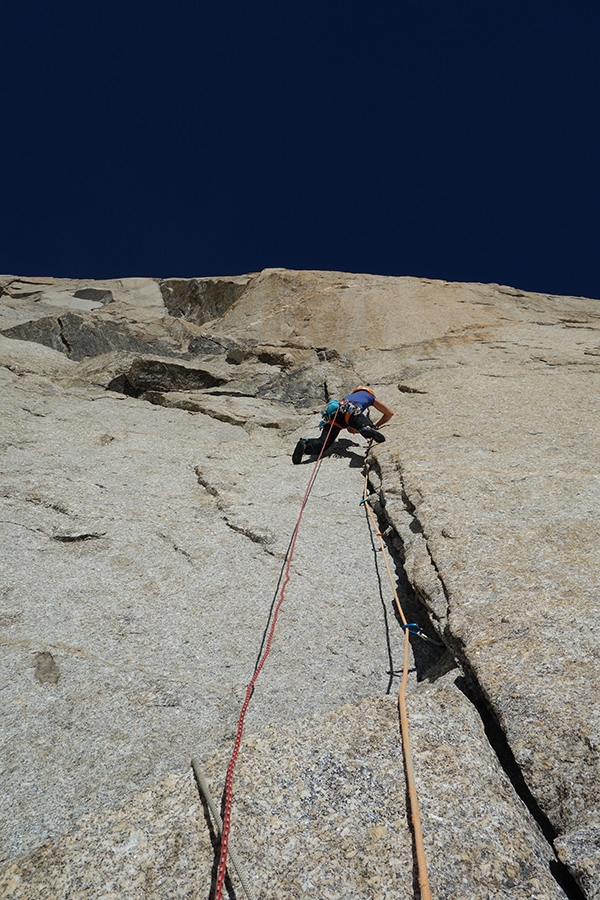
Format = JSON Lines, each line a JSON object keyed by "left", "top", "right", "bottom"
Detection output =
{"left": 338, "top": 400, "right": 361, "bottom": 419}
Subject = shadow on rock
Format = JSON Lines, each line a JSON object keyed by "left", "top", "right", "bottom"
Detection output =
{"left": 294, "top": 438, "right": 366, "bottom": 468}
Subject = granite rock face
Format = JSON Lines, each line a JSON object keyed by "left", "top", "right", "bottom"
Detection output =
{"left": 1, "top": 269, "right": 598, "bottom": 899}
{"left": 0, "top": 689, "right": 568, "bottom": 900}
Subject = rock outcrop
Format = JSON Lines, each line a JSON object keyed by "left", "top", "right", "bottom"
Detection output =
{"left": 1, "top": 269, "right": 599, "bottom": 899}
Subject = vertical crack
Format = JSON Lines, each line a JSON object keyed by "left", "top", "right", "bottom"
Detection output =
{"left": 455, "top": 673, "right": 586, "bottom": 900}
{"left": 366, "top": 457, "right": 451, "bottom": 629}
{"left": 57, "top": 316, "right": 73, "bottom": 356}
{"left": 367, "top": 460, "right": 587, "bottom": 900}
{"left": 363, "top": 468, "right": 451, "bottom": 683}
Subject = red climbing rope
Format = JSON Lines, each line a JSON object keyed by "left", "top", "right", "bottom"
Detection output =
{"left": 214, "top": 423, "right": 335, "bottom": 900}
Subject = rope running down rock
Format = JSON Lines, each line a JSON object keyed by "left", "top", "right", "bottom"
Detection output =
{"left": 211, "top": 427, "right": 431, "bottom": 900}
{"left": 213, "top": 420, "right": 337, "bottom": 900}
{"left": 362, "top": 467, "right": 432, "bottom": 900}
{"left": 191, "top": 758, "right": 257, "bottom": 900}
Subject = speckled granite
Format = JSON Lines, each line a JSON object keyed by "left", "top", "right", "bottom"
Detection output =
{"left": 0, "top": 772, "right": 208, "bottom": 899}
{"left": 213, "top": 680, "right": 567, "bottom": 900}
{"left": 1, "top": 683, "right": 566, "bottom": 899}
{"left": 370, "top": 303, "right": 600, "bottom": 897}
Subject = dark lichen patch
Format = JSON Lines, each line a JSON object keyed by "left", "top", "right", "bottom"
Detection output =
{"left": 397, "top": 384, "right": 427, "bottom": 394}
{"left": 34, "top": 651, "right": 60, "bottom": 685}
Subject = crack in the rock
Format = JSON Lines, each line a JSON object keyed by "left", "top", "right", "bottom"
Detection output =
{"left": 1, "top": 492, "right": 71, "bottom": 516}
{"left": 200, "top": 335, "right": 233, "bottom": 352}
{"left": 57, "top": 316, "right": 73, "bottom": 356}
{"left": 361, "top": 489, "right": 449, "bottom": 692}
{"left": 224, "top": 518, "right": 265, "bottom": 544}
{"left": 397, "top": 384, "right": 428, "bottom": 394}
{"left": 157, "top": 532, "right": 194, "bottom": 563}
{"left": 368, "top": 460, "right": 587, "bottom": 900}
{"left": 190, "top": 405, "right": 254, "bottom": 428}
{"left": 0, "top": 519, "right": 48, "bottom": 536}
{"left": 531, "top": 355, "right": 595, "bottom": 368}
{"left": 193, "top": 468, "right": 281, "bottom": 558}
{"left": 368, "top": 458, "right": 451, "bottom": 629}
{"left": 0, "top": 524, "right": 104, "bottom": 543}
{"left": 223, "top": 518, "right": 279, "bottom": 557}
{"left": 200, "top": 389, "right": 262, "bottom": 399}
{"left": 195, "top": 467, "right": 219, "bottom": 497}
{"left": 362, "top": 477, "right": 450, "bottom": 683}
{"left": 52, "top": 531, "right": 105, "bottom": 542}
{"left": 455, "top": 674, "right": 586, "bottom": 900}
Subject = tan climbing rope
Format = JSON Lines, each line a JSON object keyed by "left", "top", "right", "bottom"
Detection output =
{"left": 362, "top": 470, "right": 432, "bottom": 900}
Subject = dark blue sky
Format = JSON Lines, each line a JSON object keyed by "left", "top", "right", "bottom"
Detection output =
{"left": 2, "top": 1, "right": 600, "bottom": 298}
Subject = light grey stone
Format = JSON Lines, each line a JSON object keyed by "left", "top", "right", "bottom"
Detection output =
{"left": 0, "top": 276, "right": 165, "bottom": 331}
{"left": 2, "top": 267, "right": 598, "bottom": 898}
{"left": 0, "top": 364, "right": 407, "bottom": 867}
{"left": 141, "top": 390, "right": 299, "bottom": 430}
{"left": 373, "top": 318, "right": 600, "bottom": 842}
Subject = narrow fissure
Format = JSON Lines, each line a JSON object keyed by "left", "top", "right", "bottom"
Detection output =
{"left": 57, "top": 316, "right": 73, "bottom": 356}
{"left": 455, "top": 673, "right": 586, "bottom": 900}
{"left": 223, "top": 518, "right": 280, "bottom": 558}
{"left": 362, "top": 503, "right": 398, "bottom": 694}
{"left": 364, "top": 472, "right": 450, "bottom": 683}
{"left": 365, "top": 467, "right": 585, "bottom": 900}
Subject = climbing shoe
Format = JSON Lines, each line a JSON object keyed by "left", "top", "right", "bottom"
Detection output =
{"left": 361, "top": 426, "right": 385, "bottom": 443}
{"left": 292, "top": 439, "right": 306, "bottom": 464}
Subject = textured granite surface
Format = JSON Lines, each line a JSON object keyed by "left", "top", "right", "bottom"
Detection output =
{"left": 555, "top": 826, "right": 600, "bottom": 900}
{"left": 2, "top": 269, "right": 598, "bottom": 898}
{"left": 1, "top": 686, "right": 566, "bottom": 899}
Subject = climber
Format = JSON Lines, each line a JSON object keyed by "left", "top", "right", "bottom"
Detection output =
{"left": 292, "top": 386, "right": 394, "bottom": 464}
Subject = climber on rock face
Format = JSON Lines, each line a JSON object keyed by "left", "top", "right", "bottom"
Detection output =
{"left": 292, "top": 386, "right": 394, "bottom": 464}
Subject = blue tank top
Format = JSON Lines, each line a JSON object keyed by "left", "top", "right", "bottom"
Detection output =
{"left": 344, "top": 389, "right": 375, "bottom": 411}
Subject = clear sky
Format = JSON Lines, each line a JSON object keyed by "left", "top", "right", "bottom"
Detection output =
{"left": 2, "top": 0, "right": 599, "bottom": 299}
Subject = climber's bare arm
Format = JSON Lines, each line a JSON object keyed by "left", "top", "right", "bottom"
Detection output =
{"left": 373, "top": 399, "right": 394, "bottom": 428}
